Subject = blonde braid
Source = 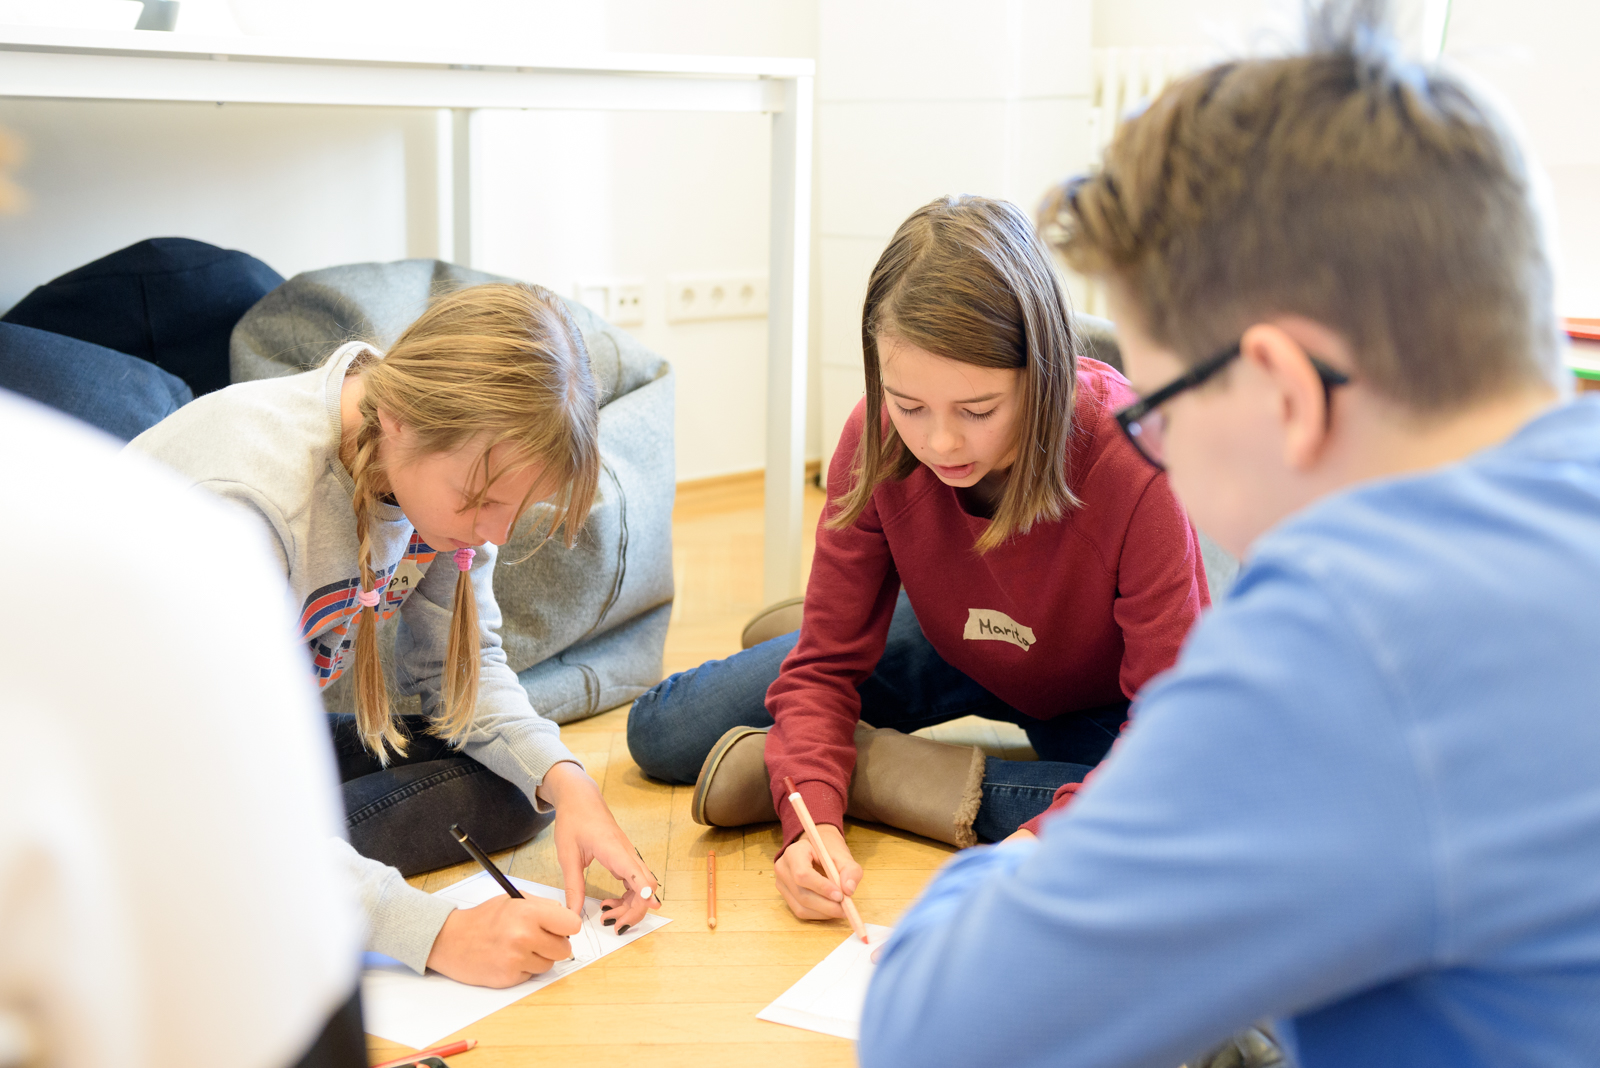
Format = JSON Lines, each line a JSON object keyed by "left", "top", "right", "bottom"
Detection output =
{"left": 438, "top": 560, "right": 480, "bottom": 744}
{"left": 348, "top": 409, "right": 406, "bottom": 762}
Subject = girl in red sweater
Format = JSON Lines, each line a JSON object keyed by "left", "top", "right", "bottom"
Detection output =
{"left": 629, "top": 195, "right": 1210, "bottom": 922}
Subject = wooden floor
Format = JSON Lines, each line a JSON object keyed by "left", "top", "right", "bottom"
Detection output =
{"left": 365, "top": 471, "right": 1032, "bottom": 1066}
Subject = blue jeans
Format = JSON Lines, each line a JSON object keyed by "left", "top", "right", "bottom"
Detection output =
{"left": 628, "top": 592, "right": 1128, "bottom": 842}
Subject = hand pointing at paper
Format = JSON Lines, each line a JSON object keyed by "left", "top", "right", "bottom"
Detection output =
{"left": 537, "top": 760, "right": 662, "bottom": 931}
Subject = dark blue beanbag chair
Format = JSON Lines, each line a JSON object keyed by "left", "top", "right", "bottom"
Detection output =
{"left": 1, "top": 237, "right": 283, "bottom": 396}
{"left": 0, "top": 321, "right": 192, "bottom": 442}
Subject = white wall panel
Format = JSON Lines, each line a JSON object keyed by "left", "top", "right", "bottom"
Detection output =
{"left": 1008, "top": 96, "right": 1091, "bottom": 212}
{"left": 818, "top": 100, "right": 1014, "bottom": 238}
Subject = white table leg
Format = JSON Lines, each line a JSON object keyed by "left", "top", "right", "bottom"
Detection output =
{"left": 764, "top": 74, "right": 814, "bottom": 603}
{"left": 450, "top": 107, "right": 475, "bottom": 268}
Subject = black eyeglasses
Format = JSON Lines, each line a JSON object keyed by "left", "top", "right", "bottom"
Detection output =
{"left": 1114, "top": 341, "right": 1352, "bottom": 470}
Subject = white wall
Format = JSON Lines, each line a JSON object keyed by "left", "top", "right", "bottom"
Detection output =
{"left": 1444, "top": 0, "right": 1600, "bottom": 317}
{"left": 815, "top": 0, "right": 1094, "bottom": 477}
{"left": 1094, "top": 0, "right": 1281, "bottom": 49}
{"left": 0, "top": 0, "right": 819, "bottom": 483}
{"left": 0, "top": 100, "right": 435, "bottom": 303}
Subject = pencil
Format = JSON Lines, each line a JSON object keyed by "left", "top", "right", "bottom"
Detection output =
{"left": 370, "top": 1038, "right": 476, "bottom": 1068}
{"left": 634, "top": 844, "right": 661, "bottom": 902}
{"left": 449, "top": 823, "right": 522, "bottom": 899}
{"left": 782, "top": 776, "right": 868, "bottom": 942}
{"left": 707, "top": 850, "right": 717, "bottom": 929}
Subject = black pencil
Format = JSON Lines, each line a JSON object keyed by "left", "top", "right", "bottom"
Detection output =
{"left": 449, "top": 823, "right": 523, "bottom": 899}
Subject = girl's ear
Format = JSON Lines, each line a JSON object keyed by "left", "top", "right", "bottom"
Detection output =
{"left": 375, "top": 407, "right": 403, "bottom": 439}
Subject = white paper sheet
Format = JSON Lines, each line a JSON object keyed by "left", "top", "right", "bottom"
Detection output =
{"left": 756, "top": 924, "right": 893, "bottom": 1040}
{"left": 360, "top": 871, "right": 671, "bottom": 1049}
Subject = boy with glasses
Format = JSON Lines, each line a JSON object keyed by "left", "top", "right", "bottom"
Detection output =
{"left": 857, "top": 2, "right": 1600, "bottom": 1066}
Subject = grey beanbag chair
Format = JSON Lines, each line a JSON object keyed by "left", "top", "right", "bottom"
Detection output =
{"left": 231, "top": 259, "right": 674, "bottom": 723}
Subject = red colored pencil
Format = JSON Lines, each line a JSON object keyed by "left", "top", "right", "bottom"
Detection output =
{"left": 370, "top": 1038, "right": 476, "bottom": 1068}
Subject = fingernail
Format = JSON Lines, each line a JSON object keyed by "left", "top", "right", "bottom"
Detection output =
{"left": 845, "top": 880, "right": 857, "bottom": 893}
{"left": 600, "top": 904, "right": 613, "bottom": 912}
{"left": 602, "top": 917, "right": 616, "bottom": 927}
{"left": 617, "top": 924, "right": 631, "bottom": 935}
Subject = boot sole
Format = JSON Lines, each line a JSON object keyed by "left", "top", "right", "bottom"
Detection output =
{"left": 691, "top": 725, "right": 769, "bottom": 826}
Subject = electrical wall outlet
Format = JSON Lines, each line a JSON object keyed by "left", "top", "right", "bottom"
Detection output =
{"left": 573, "top": 278, "right": 646, "bottom": 327}
{"left": 665, "top": 273, "right": 769, "bottom": 323}
{"left": 611, "top": 282, "right": 645, "bottom": 326}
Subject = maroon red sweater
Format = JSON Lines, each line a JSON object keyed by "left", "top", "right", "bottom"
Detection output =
{"left": 765, "top": 358, "right": 1209, "bottom": 846}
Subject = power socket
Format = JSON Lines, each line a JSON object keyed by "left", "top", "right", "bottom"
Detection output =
{"left": 665, "top": 273, "right": 768, "bottom": 323}
{"left": 573, "top": 278, "right": 646, "bottom": 327}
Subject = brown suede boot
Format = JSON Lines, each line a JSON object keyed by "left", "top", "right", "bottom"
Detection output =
{"left": 692, "top": 726, "right": 777, "bottom": 826}
{"left": 740, "top": 596, "right": 805, "bottom": 649}
{"left": 846, "top": 723, "right": 986, "bottom": 848}
{"left": 690, "top": 722, "right": 986, "bottom": 849}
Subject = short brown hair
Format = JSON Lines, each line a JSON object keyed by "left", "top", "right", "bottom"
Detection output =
{"left": 1046, "top": 0, "right": 1562, "bottom": 414}
{"left": 830, "top": 195, "right": 1081, "bottom": 554}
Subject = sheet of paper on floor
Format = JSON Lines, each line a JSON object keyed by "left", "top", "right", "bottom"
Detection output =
{"left": 360, "top": 871, "right": 672, "bottom": 1050}
{"left": 757, "top": 924, "right": 893, "bottom": 1040}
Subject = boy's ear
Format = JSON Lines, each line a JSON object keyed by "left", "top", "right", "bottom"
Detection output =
{"left": 1240, "top": 321, "right": 1339, "bottom": 472}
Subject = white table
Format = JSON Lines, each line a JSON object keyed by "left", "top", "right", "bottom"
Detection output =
{"left": 0, "top": 27, "right": 814, "bottom": 601}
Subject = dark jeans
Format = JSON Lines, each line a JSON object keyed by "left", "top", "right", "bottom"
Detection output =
{"left": 327, "top": 714, "right": 547, "bottom": 876}
{"left": 627, "top": 592, "right": 1128, "bottom": 842}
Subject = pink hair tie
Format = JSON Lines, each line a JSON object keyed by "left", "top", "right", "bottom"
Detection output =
{"left": 356, "top": 578, "right": 388, "bottom": 609}
{"left": 454, "top": 547, "right": 476, "bottom": 572}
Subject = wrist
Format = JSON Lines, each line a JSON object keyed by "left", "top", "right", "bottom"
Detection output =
{"left": 536, "top": 759, "right": 594, "bottom": 807}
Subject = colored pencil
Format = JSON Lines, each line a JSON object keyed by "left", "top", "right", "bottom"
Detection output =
{"left": 707, "top": 850, "right": 717, "bottom": 929}
{"left": 782, "top": 776, "right": 868, "bottom": 942}
{"left": 370, "top": 1038, "right": 476, "bottom": 1068}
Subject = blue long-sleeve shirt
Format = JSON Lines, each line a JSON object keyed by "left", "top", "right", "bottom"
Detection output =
{"left": 859, "top": 398, "right": 1600, "bottom": 1068}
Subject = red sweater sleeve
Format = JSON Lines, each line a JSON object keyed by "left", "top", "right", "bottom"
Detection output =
{"left": 764, "top": 407, "right": 901, "bottom": 848}
{"left": 1111, "top": 471, "right": 1210, "bottom": 698}
{"left": 1019, "top": 781, "right": 1084, "bottom": 836}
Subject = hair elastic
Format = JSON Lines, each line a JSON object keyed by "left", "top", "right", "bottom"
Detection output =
{"left": 454, "top": 547, "right": 476, "bottom": 572}
{"left": 356, "top": 578, "right": 388, "bottom": 609}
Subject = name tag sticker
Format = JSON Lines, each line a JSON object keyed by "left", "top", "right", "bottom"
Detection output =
{"left": 390, "top": 557, "right": 425, "bottom": 595}
{"left": 963, "top": 608, "right": 1037, "bottom": 652}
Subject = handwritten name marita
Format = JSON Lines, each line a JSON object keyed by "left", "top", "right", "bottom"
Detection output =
{"left": 962, "top": 608, "right": 1036, "bottom": 652}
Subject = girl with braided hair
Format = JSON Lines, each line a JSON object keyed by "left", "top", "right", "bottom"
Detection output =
{"left": 131, "top": 282, "right": 659, "bottom": 989}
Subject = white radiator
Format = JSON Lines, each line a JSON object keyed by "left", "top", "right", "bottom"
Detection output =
{"left": 1089, "top": 47, "right": 1208, "bottom": 158}
{"left": 1072, "top": 47, "right": 1207, "bottom": 316}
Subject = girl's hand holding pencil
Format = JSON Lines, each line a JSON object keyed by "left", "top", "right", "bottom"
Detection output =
{"left": 424, "top": 892, "right": 582, "bottom": 988}
{"left": 776, "top": 777, "right": 868, "bottom": 937}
